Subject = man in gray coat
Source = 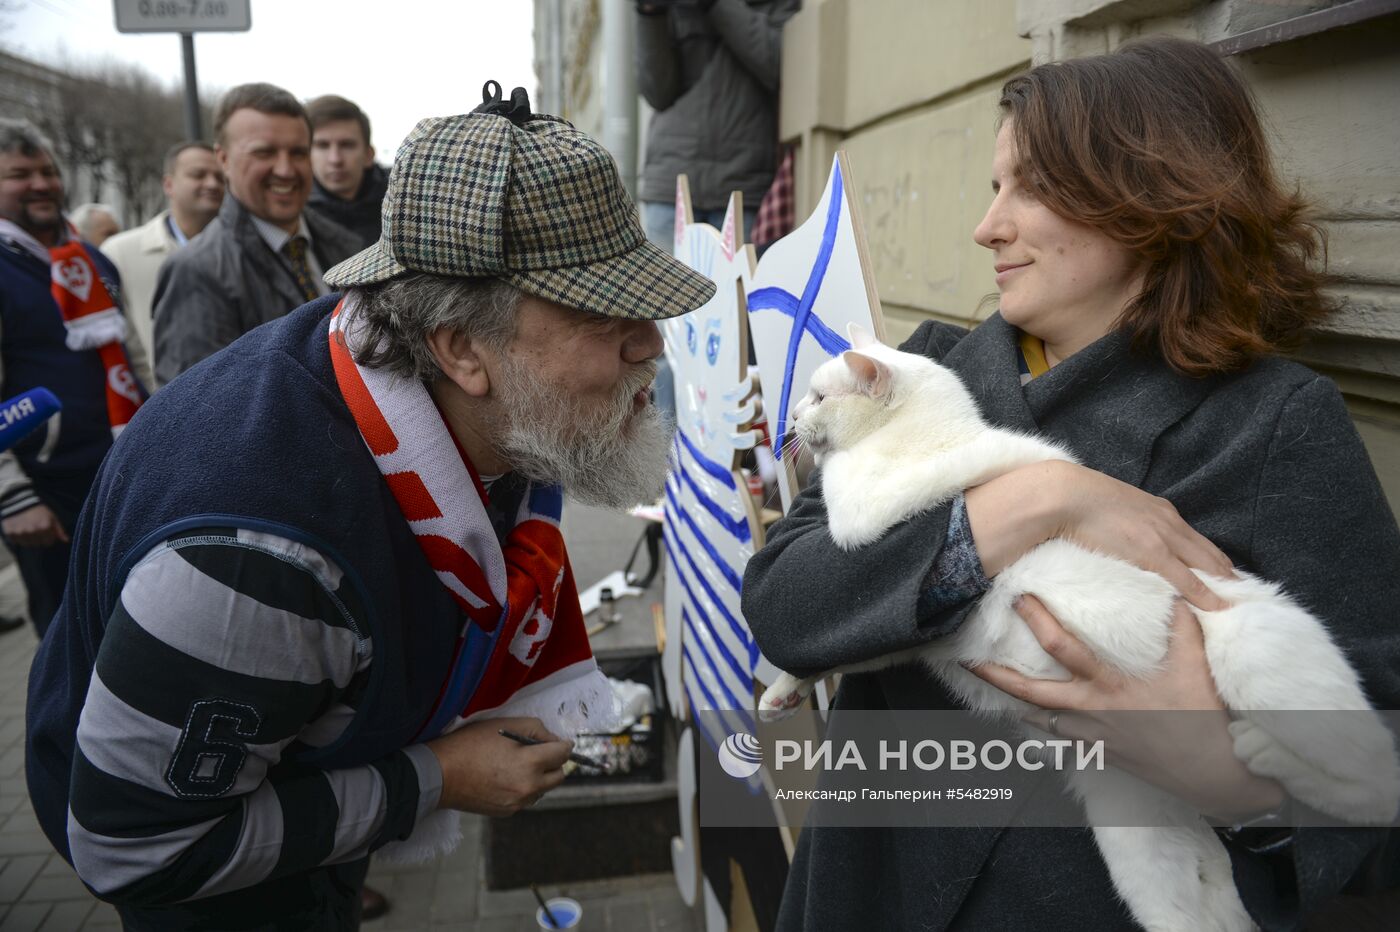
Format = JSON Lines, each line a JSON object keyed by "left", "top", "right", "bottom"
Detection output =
{"left": 634, "top": 0, "right": 801, "bottom": 246}
{"left": 152, "top": 83, "right": 360, "bottom": 385}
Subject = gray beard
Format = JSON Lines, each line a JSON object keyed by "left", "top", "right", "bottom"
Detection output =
{"left": 494, "top": 356, "right": 672, "bottom": 510}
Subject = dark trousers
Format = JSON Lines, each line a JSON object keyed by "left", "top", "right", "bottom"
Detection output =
{"left": 114, "top": 858, "right": 369, "bottom": 931}
{"left": 2, "top": 466, "right": 95, "bottom": 639}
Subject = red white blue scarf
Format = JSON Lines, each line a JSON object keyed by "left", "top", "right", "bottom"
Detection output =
{"left": 328, "top": 294, "right": 616, "bottom": 859}
{"left": 328, "top": 294, "right": 613, "bottom": 734}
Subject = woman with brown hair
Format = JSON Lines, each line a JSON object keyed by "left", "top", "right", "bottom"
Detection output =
{"left": 744, "top": 36, "right": 1400, "bottom": 930}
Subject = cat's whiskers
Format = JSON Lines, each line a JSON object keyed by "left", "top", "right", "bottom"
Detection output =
{"left": 775, "top": 433, "right": 806, "bottom": 465}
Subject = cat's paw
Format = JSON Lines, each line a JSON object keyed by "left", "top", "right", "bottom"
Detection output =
{"left": 759, "top": 674, "right": 812, "bottom": 721}
{"left": 1230, "top": 718, "right": 1400, "bottom": 823}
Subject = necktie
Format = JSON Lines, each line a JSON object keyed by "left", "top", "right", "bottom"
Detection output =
{"left": 283, "top": 235, "right": 320, "bottom": 303}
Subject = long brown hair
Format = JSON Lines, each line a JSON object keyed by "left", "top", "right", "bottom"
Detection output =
{"left": 998, "top": 37, "right": 1333, "bottom": 376}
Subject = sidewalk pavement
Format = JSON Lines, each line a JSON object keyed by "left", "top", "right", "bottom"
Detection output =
{"left": 0, "top": 504, "right": 701, "bottom": 931}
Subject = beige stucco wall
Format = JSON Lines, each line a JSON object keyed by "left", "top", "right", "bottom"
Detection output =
{"left": 534, "top": 0, "right": 606, "bottom": 136}
{"left": 779, "top": 0, "right": 1031, "bottom": 346}
{"left": 779, "top": 0, "right": 1400, "bottom": 512}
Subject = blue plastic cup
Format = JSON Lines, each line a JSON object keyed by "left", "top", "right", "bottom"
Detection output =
{"left": 535, "top": 896, "right": 582, "bottom": 929}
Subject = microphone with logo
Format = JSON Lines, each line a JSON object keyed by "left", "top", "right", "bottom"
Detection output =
{"left": 0, "top": 389, "right": 62, "bottom": 454}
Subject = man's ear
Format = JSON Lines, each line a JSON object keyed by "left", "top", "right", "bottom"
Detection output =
{"left": 161, "top": 174, "right": 175, "bottom": 199}
{"left": 427, "top": 328, "right": 493, "bottom": 398}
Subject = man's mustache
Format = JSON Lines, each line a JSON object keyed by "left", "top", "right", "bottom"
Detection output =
{"left": 620, "top": 363, "right": 659, "bottom": 399}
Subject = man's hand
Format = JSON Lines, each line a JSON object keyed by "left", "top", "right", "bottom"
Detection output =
{"left": 2, "top": 504, "right": 69, "bottom": 547}
{"left": 427, "top": 717, "right": 574, "bottom": 817}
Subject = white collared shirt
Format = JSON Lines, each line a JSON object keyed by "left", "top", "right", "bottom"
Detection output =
{"left": 249, "top": 213, "right": 329, "bottom": 297}
{"left": 166, "top": 215, "right": 189, "bottom": 248}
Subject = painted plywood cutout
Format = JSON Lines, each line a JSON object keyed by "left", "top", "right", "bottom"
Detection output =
{"left": 661, "top": 178, "right": 766, "bottom": 750}
{"left": 662, "top": 155, "right": 885, "bottom": 928}
{"left": 661, "top": 180, "right": 781, "bottom": 929}
{"left": 747, "top": 152, "right": 886, "bottom": 513}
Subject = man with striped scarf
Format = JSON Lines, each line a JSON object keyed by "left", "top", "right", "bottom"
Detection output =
{"left": 26, "top": 84, "right": 714, "bottom": 930}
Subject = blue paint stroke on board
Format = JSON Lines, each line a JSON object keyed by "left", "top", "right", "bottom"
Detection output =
{"left": 746, "top": 162, "right": 851, "bottom": 460}
{"left": 685, "top": 678, "right": 722, "bottom": 754}
{"left": 675, "top": 427, "right": 737, "bottom": 490}
{"left": 682, "top": 638, "right": 755, "bottom": 734}
{"left": 681, "top": 587, "right": 750, "bottom": 691}
{"left": 681, "top": 662, "right": 762, "bottom": 796}
{"left": 664, "top": 480, "right": 743, "bottom": 592}
{"left": 747, "top": 287, "right": 849, "bottom": 357}
{"left": 662, "top": 511, "right": 758, "bottom": 669}
{"left": 680, "top": 607, "right": 756, "bottom": 708}
{"left": 670, "top": 447, "right": 750, "bottom": 543}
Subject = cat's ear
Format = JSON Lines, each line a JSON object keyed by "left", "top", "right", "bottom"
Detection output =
{"left": 846, "top": 322, "right": 877, "bottom": 350}
{"left": 842, "top": 350, "right": 893, "bottom": 399}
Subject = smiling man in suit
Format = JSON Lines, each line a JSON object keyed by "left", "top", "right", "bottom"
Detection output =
{"left": 151, "top": 83, "right": 360, "bottom": 385}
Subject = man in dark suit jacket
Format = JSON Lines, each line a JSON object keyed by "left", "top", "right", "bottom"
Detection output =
{"left": 305, "top": 94, "right": 388, "bottom": 250}
{"left": 152, "top": 83, "right": 360, "bottom": 385}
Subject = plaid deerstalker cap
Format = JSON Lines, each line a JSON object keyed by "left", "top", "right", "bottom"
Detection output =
{"left": 324, "top": 83, "right": 715, "bottom": 319}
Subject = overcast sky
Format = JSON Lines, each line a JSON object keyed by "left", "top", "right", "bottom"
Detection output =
{"left": 3, "top": 0, "right": 537, "bottom": 160}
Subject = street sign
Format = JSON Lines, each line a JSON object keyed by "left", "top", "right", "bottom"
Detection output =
{"left": 113, "top": 0, "right": 251, "bottom": 34}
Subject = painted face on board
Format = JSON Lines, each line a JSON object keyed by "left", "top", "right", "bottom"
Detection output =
{"left": 972, "top": 123, "right": 1144, "bottom": 360}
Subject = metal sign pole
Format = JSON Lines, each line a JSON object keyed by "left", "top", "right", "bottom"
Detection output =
{"left": 114, "top": 0, "right": 251, "bottom": 142}
{"left": 180, "top": 32, "right": 201, "bottom": 140}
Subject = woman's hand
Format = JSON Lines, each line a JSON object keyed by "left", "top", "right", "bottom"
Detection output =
{"left": 967, "top": 595, "right": 1285, "bottom": 822}
{"left": 965, "top": 460, "right": 1233, "bottom": 611}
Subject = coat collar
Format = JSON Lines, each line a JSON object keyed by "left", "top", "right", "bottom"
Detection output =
{"left": 220, "top": 195, "right": 324, "bottom": 266}
{"left": 944, "top": 313, "right": 1219, "bottom": 487}
{"left": 219, "top": 193, "right": 269, "bottom": 257}
{"left": 219, "top": 194, "right": 309, "bottom": 255}
{"left": 310, "top": 162, "right": 388, "bottom": 210}
{"left": 137, "top": 210, "right": 176, "bottom": 254}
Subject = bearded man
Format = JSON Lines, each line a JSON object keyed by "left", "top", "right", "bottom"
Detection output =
{"left": 0, "top": 119, "right": 151, "bottom": 638}
{"left": 25, "top": 86, "right": 712, "bottom": 931}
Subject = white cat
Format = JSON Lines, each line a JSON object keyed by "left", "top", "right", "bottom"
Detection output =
{"left": 759, "top": 323, "right": 1400, "bottom": 932}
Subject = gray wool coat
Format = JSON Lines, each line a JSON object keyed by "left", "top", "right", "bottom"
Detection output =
{"left": 742, "top": 313, "right": 1400, "bottom": 931}
{"left": 636, "top": 0, "right": 801, "bottom": 210}
{"left": 150, "top": 195, "right": 360, "bottom": 385}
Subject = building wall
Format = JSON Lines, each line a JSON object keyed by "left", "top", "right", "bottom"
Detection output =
{"left": 0, "top": 50, "right": 130, "bottom": 218}
{"left": 533, "top": 1, "right": 1400, "bottom": 510}
{"left": 778, "top": 0, "right": 1031, "bottom": 344}
{"left": 778, "top": 0, "right": 1400, "bottom": 512}
{"left": 534, "top": 0, "right": 603, "bottom": 130}
{"left": 532, "top": 0, "right": 641, "bottom": 187}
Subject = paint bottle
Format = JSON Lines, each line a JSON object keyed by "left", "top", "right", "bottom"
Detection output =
{"left": 599, "top": 587, "right": 619, "bottom": 625}
{"left": 743, "top": 469, "right": 764, "bottom": 510}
